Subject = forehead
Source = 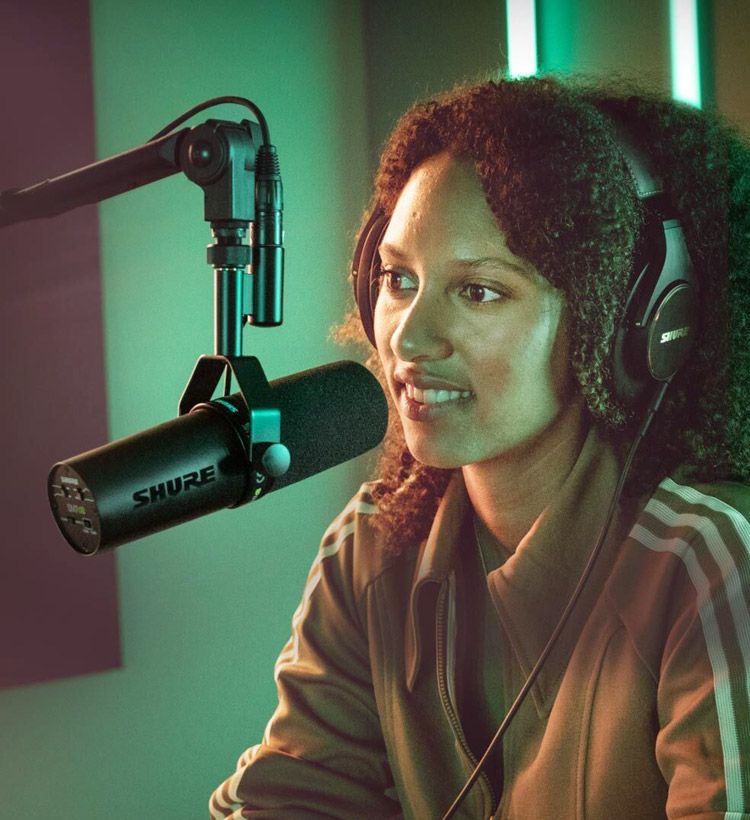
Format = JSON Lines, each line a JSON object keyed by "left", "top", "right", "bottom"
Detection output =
{"left": 381, "top": 151, "right": 538, "bottom": 278}
{"left": 386, "top": 152, "right": 490, "bottom": 234}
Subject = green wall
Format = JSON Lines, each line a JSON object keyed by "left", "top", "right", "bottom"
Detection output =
{"left": 537, "top": 0, "right": 670, "bottom": 91}
{"left": 362, "top": 0, "right": 507, "bottom": 166}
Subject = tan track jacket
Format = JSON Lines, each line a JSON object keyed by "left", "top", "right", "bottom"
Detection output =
{"left": 211, "top": 428, "right": 750, "bottom": 819}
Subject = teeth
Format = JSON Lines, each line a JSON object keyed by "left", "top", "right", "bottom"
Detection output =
{"left": 404, "top": 384, "right": 472, "bottom": 404}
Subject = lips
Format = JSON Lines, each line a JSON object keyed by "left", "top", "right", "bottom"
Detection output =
{"left": 394, "top": 369, "right": 474, "bottom": 421}
{"left": 394, "top": 367, "right": 471, "bottom": 391}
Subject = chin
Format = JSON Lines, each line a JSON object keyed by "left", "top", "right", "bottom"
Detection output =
{"left": 404, "top": 436, "right": 474, "bottom": 470}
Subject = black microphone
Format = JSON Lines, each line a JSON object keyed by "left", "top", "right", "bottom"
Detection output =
{"left": 47, "top": 361, "right": 387, "bottom": 555}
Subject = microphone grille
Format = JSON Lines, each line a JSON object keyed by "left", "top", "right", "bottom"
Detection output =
{"left": 269, "top": 360, "right": 388, "bottom": 490}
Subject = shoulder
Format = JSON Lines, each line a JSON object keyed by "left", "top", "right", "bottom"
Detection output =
{"left": 626, "top": 482, "right": 750, "bottom": 810}
{"left": 632, "top": 477, "right": 750, "bottom": 570}
{"left": 318, "top": 482, "right": 380, "bottom": 556}
{"left": 313, "top": 482, "right": 420, "bottom": 603}
{"left": 607, "top": 477, "right": 750, "bottom": 670}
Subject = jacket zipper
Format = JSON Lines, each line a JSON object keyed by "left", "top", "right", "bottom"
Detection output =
{"left": 435, "top": 576, "right": 498, "bottom": 815}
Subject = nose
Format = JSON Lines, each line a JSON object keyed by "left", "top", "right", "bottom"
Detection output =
{"left": 389, "top": 290, "right": 453, "bottom": 362}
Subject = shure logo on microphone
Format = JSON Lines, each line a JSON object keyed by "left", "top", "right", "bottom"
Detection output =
{"left": 660, "top": 326, "right": 690, "bottom": 344}
{"left": 132, "top": 465, "right": 217, "bottom": 508}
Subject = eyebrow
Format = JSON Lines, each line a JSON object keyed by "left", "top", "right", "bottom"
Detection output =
{"left": 378, "top": 242, "right": 533, "bottom": 278}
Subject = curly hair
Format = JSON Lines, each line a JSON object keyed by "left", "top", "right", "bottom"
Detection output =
{"left": 337, "top": 75, "right": 750, "bottom": 552}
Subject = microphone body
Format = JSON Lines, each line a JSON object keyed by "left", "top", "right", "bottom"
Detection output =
{"left": 48, "top": 361, "right": 387, "bottom": 555}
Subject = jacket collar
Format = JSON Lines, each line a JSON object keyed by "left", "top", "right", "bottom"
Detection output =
{"left": 486, "top": 425, "right": 636, "bottom": 714}
{"left": 405, "top": 473, "right": 467, "bottom": 691}
{"left": 404, "top": 426, "right": 637, "bottom": 711}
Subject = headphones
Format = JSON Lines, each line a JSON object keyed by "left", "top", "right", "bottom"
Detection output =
{"left": 350, "top": 123, "right": 699, "bottom": 409}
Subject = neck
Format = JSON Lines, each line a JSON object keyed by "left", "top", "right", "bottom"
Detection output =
{"left": 462, "top": 398, "right": 589, "bottom": 556}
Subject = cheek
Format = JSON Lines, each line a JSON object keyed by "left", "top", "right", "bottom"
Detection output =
{"left": 488, "top": 300, "right": 571, "bottom": 406}
{"left": 544, "top": 304, "right": 575, "bottom": 400}
{"left": 373, "top": 304, "right": 398, "bottom": 393}
{"left": 372, "top": 286, "right": 393, "bottom": 336}
{"left": 373, "top": 301, "right": 391, "bottom": 360}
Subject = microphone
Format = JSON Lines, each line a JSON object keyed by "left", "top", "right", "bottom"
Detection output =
{"left": 48, "top": 361, "right": 387, "bottom": 555}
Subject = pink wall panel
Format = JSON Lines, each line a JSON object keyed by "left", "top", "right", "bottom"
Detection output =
{"left": 0, "top": 0, "right": 121, "bottom": 688}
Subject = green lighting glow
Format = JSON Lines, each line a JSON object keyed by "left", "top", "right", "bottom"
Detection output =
{"left": 506, "top": 0, "right": 538, "bottom": 77}
{"left": 669, "top": 0, "right": 702, "bottom": 107}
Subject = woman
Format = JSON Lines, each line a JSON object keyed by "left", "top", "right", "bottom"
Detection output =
{"left": 210, "top": 76, "right": 750, "bottom": 818}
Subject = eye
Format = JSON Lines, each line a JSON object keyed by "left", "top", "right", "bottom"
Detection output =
{"left": 459, "top": 282, "right": 505, "bottom": 303}
{"left": 378, "top": 268, "right": 417, "bottom": 294}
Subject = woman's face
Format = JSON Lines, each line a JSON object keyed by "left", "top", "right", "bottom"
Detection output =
{"left": 373, "top": 152, "right": 578, "bottom": 470}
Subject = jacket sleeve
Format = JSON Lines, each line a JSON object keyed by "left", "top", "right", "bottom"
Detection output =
{"left": 654, "top": 489, "right": 750, "bottom": 819}
{"left": 209, "top": 494, "right": 401, "bottom": 819}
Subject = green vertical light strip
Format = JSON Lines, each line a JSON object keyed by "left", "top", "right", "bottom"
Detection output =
{"left": 669, "top": 0, "right": 702, "bottom": 107}
{"left": 506, "top": 0, "right": 538, "bottom": 77}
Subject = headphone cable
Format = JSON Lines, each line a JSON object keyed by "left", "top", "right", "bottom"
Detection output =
{"left": 440, "top": 379, "right": 670, "bottom": 820}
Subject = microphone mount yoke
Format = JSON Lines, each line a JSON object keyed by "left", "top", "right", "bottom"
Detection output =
{"left": 178, "top": 354, "right": 291, "bottom": 506}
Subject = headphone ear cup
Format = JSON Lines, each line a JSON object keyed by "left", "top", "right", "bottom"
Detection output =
{"left": 351, "top": 209, "right": 389, "bottom": 347}
{"left": 611, "top": 270, "right": 657, "bottom": 406}
{"left": 604, "top": 122, "right": 700, "bottom": 410}
{"left": 611, "top": 216, "right": 698, "bottom": 407}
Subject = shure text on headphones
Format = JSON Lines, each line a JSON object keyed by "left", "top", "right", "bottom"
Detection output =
{"left": 660, "top": 326, "right": 690, "bottom": 344}
{"left": 132, "top": 465, "right": 216, "bottom": 508}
